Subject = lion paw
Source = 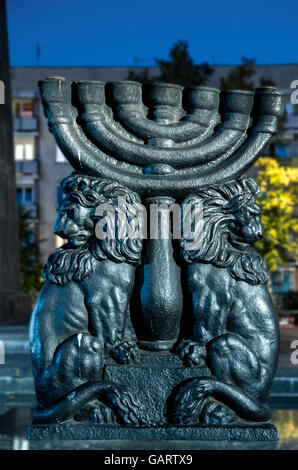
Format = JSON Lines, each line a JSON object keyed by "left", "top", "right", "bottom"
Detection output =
{"left": 176, "top": 339, "right": 206, "bottom": 367}
{"left": 110, "top": 341, "right": 140, "bottom": 365}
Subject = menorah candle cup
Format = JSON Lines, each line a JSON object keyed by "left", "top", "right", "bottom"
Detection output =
{"left": 146, "top": 82, "right": 184, "bottom": 123}
{"left": 183, "top": 86, "right": 220, "bottom": 127}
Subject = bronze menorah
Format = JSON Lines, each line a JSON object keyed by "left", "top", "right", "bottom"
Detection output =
{"left": 28, "top": 78, "right": 284, "bottom": 441}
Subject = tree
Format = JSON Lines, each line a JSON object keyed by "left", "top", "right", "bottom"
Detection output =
{"left": 254, "top": 157, "right": 298, "bottom": 272}
{"left": 220, "top": 57, "right": 275, "bottom": 91}
{"left": 126, "top": 67, "right": 152, "bottom": 83}
{"left": 19, "top": 206, "right": 43, "bottom": 299}
{"left": 155, "top": 40, "right": 213, "bottom": 87}
{"left": 126, "top": 40, "right": 213, "bottom": 87}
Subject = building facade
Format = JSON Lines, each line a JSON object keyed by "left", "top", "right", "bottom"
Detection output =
{"left": 10, "top": 65, "right": 298, "bottom": 298}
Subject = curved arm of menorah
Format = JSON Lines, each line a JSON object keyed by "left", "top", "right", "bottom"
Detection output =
{"left": 80, "top": 118, "right": 246, "bottom": 168}
{"left": 113, "top": 104, "right": 218, "bottom": 143}
{"left": 52, "top": 123, "right": 274, "bottom": 198}
{"left": 39, "top": 78, "right": 285, "bottom": 198}
{"left": 47, "top": 123, "right": 279, "bottom": 199}
{"left": 77, "top": 89, "right": 254, "bottom": 169}
{"left": 38, "top": 78, "right": 144, "bottom": 174}
{"left": 109, "top": 81, "right": 220, "bottom": 143}
{"left": 178, "top": 87, "right": 285, "bottom": 176}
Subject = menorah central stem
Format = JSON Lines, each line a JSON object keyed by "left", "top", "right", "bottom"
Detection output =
{"left": 132, "top": 197, "right": 183, "bottom": 352}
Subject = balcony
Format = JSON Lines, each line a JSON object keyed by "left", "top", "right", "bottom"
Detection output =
{"left": 15, "top": 160, "right": 38, "bottom": 175}
{"left": 13, "top": 117, "right": 38, "bottom": 132}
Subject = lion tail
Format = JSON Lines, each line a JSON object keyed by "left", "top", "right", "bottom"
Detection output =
{"left": 168, "top": 376, "right": 271, "bottom": 424}
{"left": 33, "top": 381, "right": 147, "bottom": 425}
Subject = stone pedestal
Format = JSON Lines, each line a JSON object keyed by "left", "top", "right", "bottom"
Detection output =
{"left": 28, "top": 353, "right": 278, "bottom": 441}
{"left": 104, "top": 353, "right": 209, "bottom": 424}
{"left": 28, "top": 422, "right": 278, "bottom": 441}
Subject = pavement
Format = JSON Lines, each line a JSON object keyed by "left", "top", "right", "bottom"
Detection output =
{"left": 0, "top": 326, "right": 30, "bottom": 354}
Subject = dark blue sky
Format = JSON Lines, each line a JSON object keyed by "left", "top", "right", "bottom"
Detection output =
{"left": 6, "top": 0, "right": 298, "bottom": 66}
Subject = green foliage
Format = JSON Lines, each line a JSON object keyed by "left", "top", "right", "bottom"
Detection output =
{"left": 255, "top": 157, "right": 298, "bottom": 272}
{"left": 155, "top": 40, "right": 213, "bottom": 87}
{"left": 220, "top": 57, "right": 257, "bottom": 91}
{"left": 19, "top": 206, "right": 43, "bottom": 300}
{"left": 126, "top": 40, "right": 213, "bottom": 87}
{"left": 126, "top": 68, "right": 152, "bottom": 83}
{"left": 220, "top": 57, "right": 276, "bottom": 91}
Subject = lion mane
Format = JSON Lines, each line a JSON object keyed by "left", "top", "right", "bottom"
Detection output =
{"left": 43, "top": 174, "right": 143, "bottom": 285}
{"left": 180, "top": 178, "right": 269, "bottom": 285}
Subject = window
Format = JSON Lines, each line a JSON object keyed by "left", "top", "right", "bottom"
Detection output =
{"left": 271, "top": 269, "right": 295, "bottom": 293}
{"left": 286, "top": 102, "right": 294, "bottom": 116}
{"left": 25, "top": 187, "right": 33, "bottom": 203}
{"left": 56, "top": 146, "right": 67, "bottom": 163}
{"left": 275, "top": 144, "right": 288, "bottom": 158}
{"left": 14, "top": 140, "right": 35, "bottom": 161}
{"left": 13, "top": 99, "right": 34, "bottom": 118}
{"left": 16, "top": 188, "right": 23, "bottom": 204}
{"left": 16, "top": 187, "right": 34, "bottom": 204}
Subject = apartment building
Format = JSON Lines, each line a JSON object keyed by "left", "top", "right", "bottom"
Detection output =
{"left": 10, "top": 65, "right": 298, "bottom": 296}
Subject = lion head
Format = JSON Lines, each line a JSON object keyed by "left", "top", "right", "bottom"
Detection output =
{"left": 180, "top": 178, "right": 269, "bottom": 285}
{"left": 43, "top": 173, "right": 144, "bottom": 285}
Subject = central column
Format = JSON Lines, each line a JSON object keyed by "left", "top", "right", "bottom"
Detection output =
{"left": 0, "top": 0, "right": 31, "bottom": 324}
{"left": 132, "top": 196, "right": 183, "bottom": 352}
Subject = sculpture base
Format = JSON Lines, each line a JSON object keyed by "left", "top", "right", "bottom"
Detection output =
{"left": 137, "top": 340, "right": 176, "bottom": 352}
{"left": 104, "top": 352, "right": 211, "bottom": 424}
{"left": 28, "top": 423, "right": 278, "bottom": 441}
{"left": 28, "top": 353, "right": 278, "bottom": 442}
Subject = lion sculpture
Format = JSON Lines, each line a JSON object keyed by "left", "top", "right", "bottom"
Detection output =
{"left": 30, "top": 173, "right": 146, "bottom": 425}
{"left": 170, "top": 178, "right": 279, "bottom": 425}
